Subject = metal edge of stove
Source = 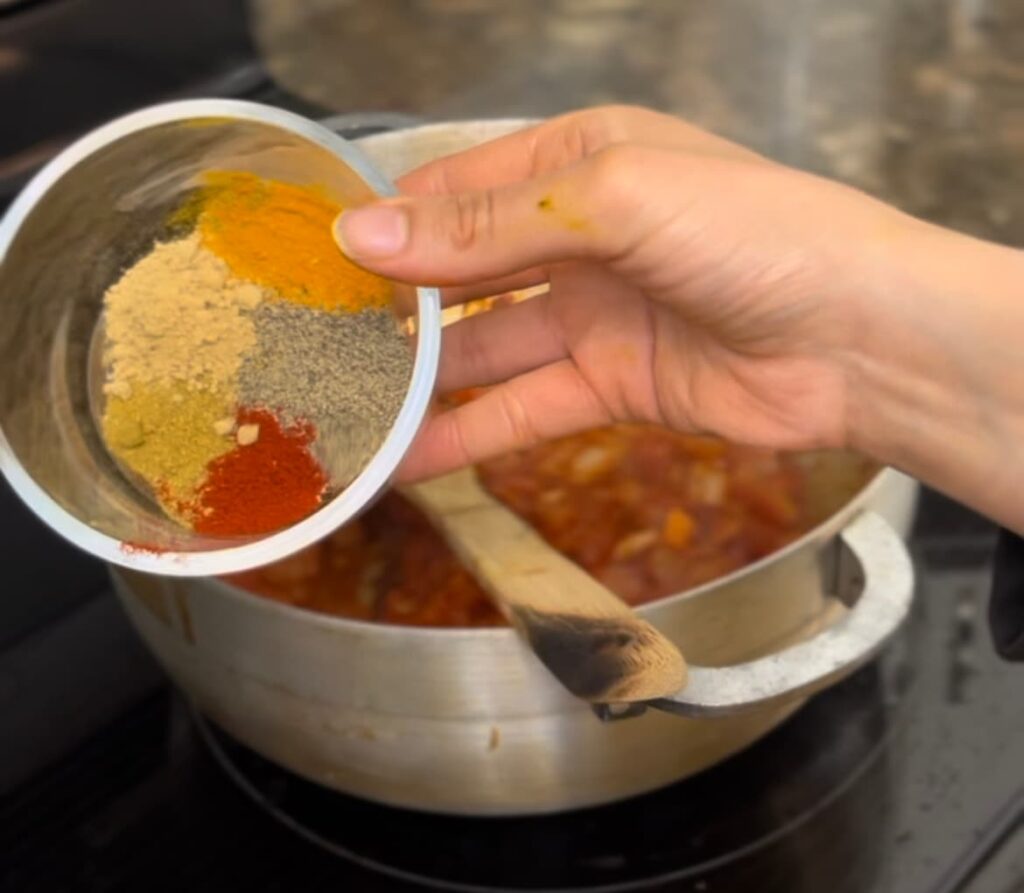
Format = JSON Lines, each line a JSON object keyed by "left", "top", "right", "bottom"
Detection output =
{"left": 0, "top": 62, "right": 326, "bottom": 208}
{"left": 930, "top": 786, "right": 1024, "bottom": 893}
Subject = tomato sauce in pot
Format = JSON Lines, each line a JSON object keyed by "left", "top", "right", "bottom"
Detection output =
{"left": 229, "top": 423, "right": 852, "bottom": 628}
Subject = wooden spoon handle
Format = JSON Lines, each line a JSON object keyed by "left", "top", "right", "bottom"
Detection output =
{"left": 405, "top": 468, "right": 688, "bottom": 703}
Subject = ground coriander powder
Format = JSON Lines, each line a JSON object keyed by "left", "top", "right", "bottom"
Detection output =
{"left": 102, "top": 382, "right": 236, "bottom": 508}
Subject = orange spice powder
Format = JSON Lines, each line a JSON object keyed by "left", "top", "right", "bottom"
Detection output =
{"left": 195, "top": 170, "right": 392, "bottom": 313}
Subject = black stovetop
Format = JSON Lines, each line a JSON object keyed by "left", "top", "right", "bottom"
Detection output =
{"left": 2, "top": 479, "right": 1022, "bottom": 892}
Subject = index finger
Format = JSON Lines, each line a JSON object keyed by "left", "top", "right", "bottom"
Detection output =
{"left": 395, "top": 106, "right": 631, "bottom": 196}
{"left": 395, "top": 120, "right": 546, "bottom": 196}
{"left": 395, "top": 358, "right": 614, "bottom": 482}
{"left": 396, "top": 105, "right": 760, "bottom": 198}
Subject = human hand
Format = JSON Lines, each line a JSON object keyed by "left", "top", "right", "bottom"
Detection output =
{"left": 335, "top": 107, "right": 915, "bottom": 473}
{"left": 334, "top": 106, "right": 1024, "bottom": 533}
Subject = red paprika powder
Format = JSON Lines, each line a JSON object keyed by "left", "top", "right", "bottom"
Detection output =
{"left": 192, "top": 408, "right": 327, "bottom": 536}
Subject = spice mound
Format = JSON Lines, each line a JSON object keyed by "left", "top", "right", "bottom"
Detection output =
{"left": 99, "top": 170, "right": 414, "bottom": 537}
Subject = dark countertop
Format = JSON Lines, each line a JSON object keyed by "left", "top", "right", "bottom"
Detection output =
{"left": 251, "top": 0, "right": 1024, "bottom": 245}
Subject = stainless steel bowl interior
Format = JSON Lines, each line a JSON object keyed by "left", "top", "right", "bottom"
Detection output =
{"left": 0, "top": 100, "right": 441, "bottom": 576}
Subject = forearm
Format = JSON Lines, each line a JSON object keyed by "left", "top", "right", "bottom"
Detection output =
{"left": 848, "top": 223, "right": 1024, "bottom": 532}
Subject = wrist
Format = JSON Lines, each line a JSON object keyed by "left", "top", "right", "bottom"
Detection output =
{"left": 845, "top": 219, "right": 1024, "bottom": 530}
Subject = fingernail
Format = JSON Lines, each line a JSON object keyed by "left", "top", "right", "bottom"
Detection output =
{"left": 333, "top": 204, "right": 409, "bottom": 258}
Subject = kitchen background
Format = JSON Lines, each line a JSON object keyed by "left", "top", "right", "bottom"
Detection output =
{"left": 1, "top": 0, "right": 1022, "bottom": 890}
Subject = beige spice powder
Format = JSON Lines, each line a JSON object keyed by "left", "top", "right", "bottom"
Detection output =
{"left": 102, "top": 232, "right": 264, "bottom": 395}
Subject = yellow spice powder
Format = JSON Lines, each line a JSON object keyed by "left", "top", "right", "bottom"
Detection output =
{"left": 193, "top": 170, "right": 392, "bottom": 313}
{"left": 103, "top": 382, "right": 236, "bottom": 507}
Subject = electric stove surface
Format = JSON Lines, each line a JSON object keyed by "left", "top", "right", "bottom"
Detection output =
{"left": 2, "top": 502, "right": 1022, "bottom": 893}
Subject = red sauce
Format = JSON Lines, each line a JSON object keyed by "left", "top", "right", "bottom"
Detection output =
{"left": 230, "top": 423, "right": 865, "bottom": 628}
{"left": 229, "top": 489, "right": 502, "bottom": 627}
{"left": 477, "top": 426, "right": 811, "bottom": 605}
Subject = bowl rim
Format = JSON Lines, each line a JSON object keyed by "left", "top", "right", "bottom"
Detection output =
{"left": 0, "top": 98, "right": 441, "bottom": 576}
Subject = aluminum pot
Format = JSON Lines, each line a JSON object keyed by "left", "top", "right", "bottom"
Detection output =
{"left": 110, "top": 120, "right": 918, "bottom": 816}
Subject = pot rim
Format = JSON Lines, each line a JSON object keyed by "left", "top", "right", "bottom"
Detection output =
{"left": 193, "top": 461, "right": 894, "bottom": 640}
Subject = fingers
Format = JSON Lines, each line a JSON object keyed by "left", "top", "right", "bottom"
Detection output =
{"left": 342, "top": 106, "right": 762, "bottom": 289}
{"left": 335, "top": 145, "right": 676, "bottom": 286}
{"left": 395, "top": 108, "right": 607, "bottom": 197}
{"left": 396, "top": 120, "right": 547, "bottom": 196}
{"left": 437, "top": 295, "right": 565, "bottom": 392}
{"left": 396, "top": 105, "right": 757, "bottom": 198}
{"left": 396, "top": 359, "right": 613, "bottom": 482}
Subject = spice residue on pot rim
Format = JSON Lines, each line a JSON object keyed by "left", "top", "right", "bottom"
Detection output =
{"left": 98, "top": 169, "right": 414, "bottom": 537}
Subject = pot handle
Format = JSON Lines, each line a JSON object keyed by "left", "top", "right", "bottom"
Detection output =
{"left": 636, "top": 510, "right": 914, "bottom": 719}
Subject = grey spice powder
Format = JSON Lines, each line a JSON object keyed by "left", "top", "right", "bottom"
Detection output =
{"left": 239, "top": 303, "right": 414, "bottom": 485}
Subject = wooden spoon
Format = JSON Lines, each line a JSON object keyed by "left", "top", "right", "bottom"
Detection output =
{"left": 404, "top": 468, "right": 688, "bottom": 704}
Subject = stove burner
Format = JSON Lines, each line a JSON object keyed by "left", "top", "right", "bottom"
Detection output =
{"left": 193, "top": 645, "right": 913, "bottom": 892}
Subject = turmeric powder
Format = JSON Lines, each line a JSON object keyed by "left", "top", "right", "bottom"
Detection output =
{"left": 194, "top": 170, "right": 392, "bottom": 313}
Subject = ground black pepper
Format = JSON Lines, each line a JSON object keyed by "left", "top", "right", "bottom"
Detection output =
{"left": 239, "top": 303, "right": 413, "bottom": 485}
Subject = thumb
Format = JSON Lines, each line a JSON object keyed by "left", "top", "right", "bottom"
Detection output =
{"left": 332, "top": 146, "right": 662, "bottom": 286}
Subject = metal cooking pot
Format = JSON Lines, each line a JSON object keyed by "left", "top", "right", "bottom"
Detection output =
{"left": 110, "top": 120, "right": 918, "bottom": 816}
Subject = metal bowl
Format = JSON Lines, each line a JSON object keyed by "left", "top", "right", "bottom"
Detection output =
{"left": 0, "top": 99, "right": 441, "bottom": 576}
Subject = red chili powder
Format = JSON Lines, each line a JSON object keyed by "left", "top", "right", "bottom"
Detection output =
{"left": 192, "top": 408, "right": 328, "bottom": 537}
